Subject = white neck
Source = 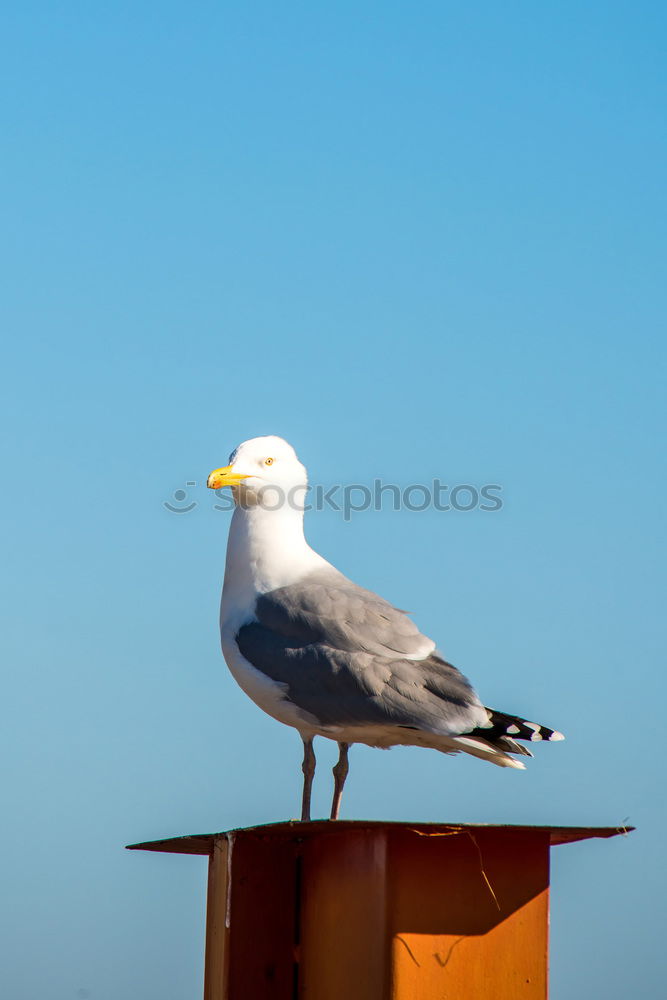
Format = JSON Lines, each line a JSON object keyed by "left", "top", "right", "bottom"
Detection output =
{"left": 220, "top": 502, "right": 329, "bottom": 625}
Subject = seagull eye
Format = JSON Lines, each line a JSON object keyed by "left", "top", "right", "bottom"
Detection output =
{"left": 265, "top": 457, "right": 274, "bottom": 466}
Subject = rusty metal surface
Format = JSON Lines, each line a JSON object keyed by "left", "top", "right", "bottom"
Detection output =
{"left": 203, "top": 838, "right": 229, "bottom": 1000}
{"left": 126, "top": 819, "right": 633, "bottom": 854}
{"left": 298, "top": 827, "right": 389, "bottom": 999}
{"left": 387, "top": 827, "right": 550, "bottom": 998}
{"left": 128, "top": 822, "right": 633, "bottom": 999}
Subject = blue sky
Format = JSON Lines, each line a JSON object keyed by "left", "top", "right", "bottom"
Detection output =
{"left": 2, "top": 2, "right": 665, "bottom": 997}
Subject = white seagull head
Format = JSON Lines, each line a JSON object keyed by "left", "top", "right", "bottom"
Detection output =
{"left": 207, "top": 435, "right": 308, "bottom": 509}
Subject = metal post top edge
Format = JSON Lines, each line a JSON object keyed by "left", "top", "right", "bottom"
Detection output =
{"left": 126, "top": 820, "right": 634, "bottom": 854}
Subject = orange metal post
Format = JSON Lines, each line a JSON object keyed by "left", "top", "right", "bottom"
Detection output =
{"left": 387, "top": 827, "right": 549, "bottom": 998}
{"left": 128, "top": 821, "right": 630, "bottom": 1000}
{"left": 298, "top": 826, "right": 389, "bottom": 998}
{"left": 203, "top": 837, "right": 230, "bottom": 1000}
{"left": 224, "top": 830, "right": 298, "bottom": 997}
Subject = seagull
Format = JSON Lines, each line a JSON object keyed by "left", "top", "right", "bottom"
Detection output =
{"left": 207, "top": 435, "right": 563, "bottom": 821}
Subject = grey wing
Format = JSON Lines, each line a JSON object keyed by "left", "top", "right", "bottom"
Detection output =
{"left": 235, "top": 569, "right": 487, "bottom": 736}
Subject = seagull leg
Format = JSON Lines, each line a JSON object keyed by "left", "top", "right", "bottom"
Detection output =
{"left": 300, "top": 737, "right": 316, "bottom": 821}
{"left": 330, "top": 742, "right": 350, "bottom": 820}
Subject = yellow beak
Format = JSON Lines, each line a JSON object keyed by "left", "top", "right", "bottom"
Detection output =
{"left": 207, "top": 465, "right": 248, "bottom": 489}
